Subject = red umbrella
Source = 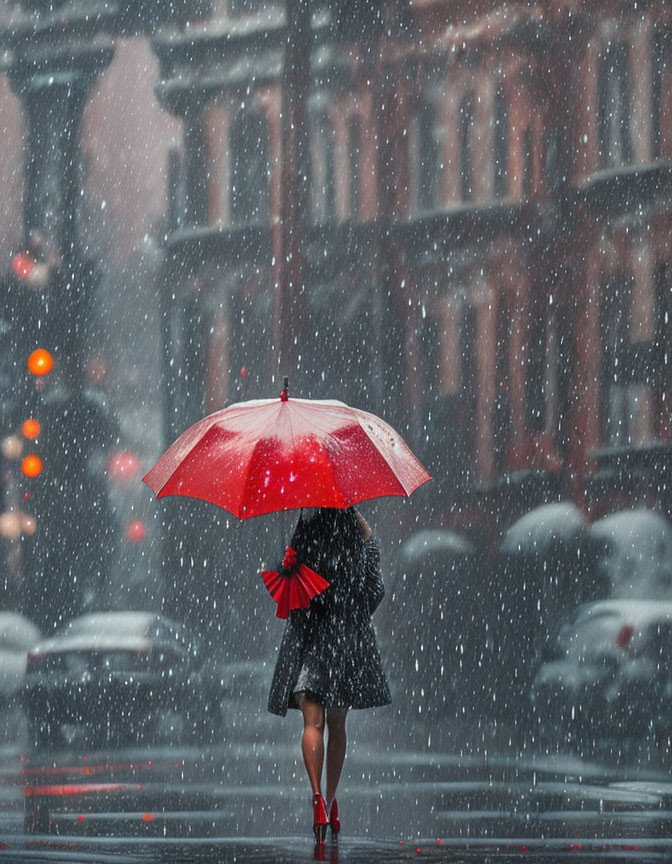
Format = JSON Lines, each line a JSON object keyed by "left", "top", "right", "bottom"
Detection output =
{"left": 142, "top": 379, "right": 431, "bottom": 519}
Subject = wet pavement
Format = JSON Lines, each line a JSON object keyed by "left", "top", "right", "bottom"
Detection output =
{"left": 2, "top": 835, "right": 672, "bottom": 863}
{"left": 2, "top": 732, "right": 672, "bottom": 863}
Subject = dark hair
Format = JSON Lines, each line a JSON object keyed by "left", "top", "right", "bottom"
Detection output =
{"left": 292, "top": 507, "right": 363, "bottom": 577}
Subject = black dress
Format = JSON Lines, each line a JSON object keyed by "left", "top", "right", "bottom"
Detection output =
{"left": 267, "top": 514, "right": 391, "bottom": 716}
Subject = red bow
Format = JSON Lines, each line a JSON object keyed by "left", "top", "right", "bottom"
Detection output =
{"left": 262, "top": 546, "right": 330, "bottom": 619}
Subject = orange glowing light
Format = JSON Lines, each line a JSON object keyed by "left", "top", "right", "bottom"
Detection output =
{"left": 27, "top": 349, "right": 54, "bottom": 377}
{"left": 21, "top": 454, "right": 43, "bottom": 478}
{"left": 22, "top": 418, "right": 41, "bottom": 440}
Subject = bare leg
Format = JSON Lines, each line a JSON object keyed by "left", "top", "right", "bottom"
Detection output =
{"left": 298, "top": 693, "right": 325, "bottom": 797}
{"left": 325, "top": 708, "right": 348, "bottom": 809}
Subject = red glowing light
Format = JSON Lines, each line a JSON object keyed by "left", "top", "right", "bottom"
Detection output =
{"left": 107, "top": 450, "right": 141, "bottom": 481}
{"left": 27, "top": 349, "right": 54, "bottom": 377}
{"left": 141, "top": 813, "right": 155, "bottom": 822}
{"left": 24, "top": 783, "right": 135, "bottom": 798}
{"left": 77, "top": 815, "right": 85, "bottom": 822}
{"left": 12, "top": 253, "right": 35, "bottom": 280}
{"left": 126, "top": 520, "right": 146, "bottom": 543}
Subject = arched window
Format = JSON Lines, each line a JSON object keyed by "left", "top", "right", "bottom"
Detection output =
{"left": 459, "top": 92, "right": 475, "bottom": 202}
{"left": 229, "top": 109, "right": 270, "bottom": 227}
{"left": 493, "top": 88, "right": 508, "bottom": 199}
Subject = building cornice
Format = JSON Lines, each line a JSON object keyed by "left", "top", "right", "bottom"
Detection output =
{"left": 577, "top": 161, "right": 672, "bottom": 218}
{"left": 153, "top": 18, "right": 356, "bottom": 113}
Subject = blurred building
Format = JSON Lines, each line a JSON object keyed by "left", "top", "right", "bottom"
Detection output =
{"left": 153, "top": 0, "right": 672, "bottom": 549}
{"left": 2, "top": 0, "right": 672, "bottom": 628}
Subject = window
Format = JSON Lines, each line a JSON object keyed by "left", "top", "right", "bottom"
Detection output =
{"left": 459, "top": 92, "right": 475, "bottom": 202}
{"left": 597, "top": 43, "right": 632, "bottom": 170}
{"left": 493, "top": 292, "right": 512, "bottom": 473}
{"left": 348, "top": 116, "right": 362, "bottom": 221}
{"left": 311, "top": 111, "right": 336, "bottom": 223}
{"left": 527, "top": 291, "right": 547, "bottom": 432}
{"left": 655, "top": 262, "right": 672, "bottom": 431}
{"left": 458, "top": 301, "right": 478, "bottom": 481}
{"left": 183, "top": 296, "right": 208, "bottom": 424}
{"left": 418, "top": 306, "right": 445, "bottom": 467}
{"left": 554, "top": 297, "right": 574, "bottom": 458}
{"left": 545, "top": 126, "right": 565, "bottom": 191}
{"left": 493, "top": 88, "right": 508, "bottom": 199}
{"left": 599, "top": 274, "right": 633, "bottom": 446}
{"left": 412, "top": 97, "right": 441, "bottom": 213}
{"left": 229, "top": 109, "right": 270, "bottom": 227}
{"left": 652, "top": 28, "right": 672, "bottom": 160}
{"left": 522, "top": 127, "right": 534, "bottom": 198}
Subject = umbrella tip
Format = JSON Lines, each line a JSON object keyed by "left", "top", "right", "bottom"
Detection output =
{"left": 280, "top": 376, "right": 289, "bottom": 401}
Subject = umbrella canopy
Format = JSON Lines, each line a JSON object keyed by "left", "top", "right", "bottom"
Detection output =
{"left": 142, "top": 383, "right": 431, "bottom": 519}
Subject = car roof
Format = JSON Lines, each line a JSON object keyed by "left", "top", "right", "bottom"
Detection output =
{"left": 64, "top": 611, "right": 182, "bottom": 635}
{"left": 576, "top": 599, "right": 672, "bottom": 624}
{"left": 0, "top": 612, "right": 41, "bottom": 651}
{"left": 32, "top": 611, "right": 188, "bottom": 654}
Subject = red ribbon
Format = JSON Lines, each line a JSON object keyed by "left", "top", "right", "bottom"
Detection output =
{"left": 262, "top": 546, "right": 330, "bottom": 619}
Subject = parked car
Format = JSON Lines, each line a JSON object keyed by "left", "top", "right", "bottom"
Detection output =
{"left": 531, "top": 600, "right": 672, "bottom": 743}
{"left": 24, "top": 611, "right": 222, "bottom": 750}
{"left": 0, "top": 612, "right": 41, "bottom": 713}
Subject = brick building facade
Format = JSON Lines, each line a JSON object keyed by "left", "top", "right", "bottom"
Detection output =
{"left": 2, "top": 0, "right": 672, "bottom": 629}
{"left": 154, "top": 0, "right": 672, "bottom": 554}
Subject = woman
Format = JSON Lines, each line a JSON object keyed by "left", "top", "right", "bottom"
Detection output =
{"left": 267, "top": 506, "right": 391, "bottom": 841}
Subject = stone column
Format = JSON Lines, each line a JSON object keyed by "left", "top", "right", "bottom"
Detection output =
{"left": 1, "top": 5, "right": 118, "bottom": 629}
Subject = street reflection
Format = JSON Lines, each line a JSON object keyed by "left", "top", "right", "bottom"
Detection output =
{"left": 314, "top": 838, "right": 339, "bottom": 862}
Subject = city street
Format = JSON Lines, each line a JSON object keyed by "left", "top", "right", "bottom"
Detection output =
{"left": 2, "top": 714, "right": 672, "bottom": 863}
{"left": 3, "top": 1, "right": 672, "bottom": 862}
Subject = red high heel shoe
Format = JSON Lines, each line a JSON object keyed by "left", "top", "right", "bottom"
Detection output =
{"left": 313, "top": 793, "right": 328, "bottom": 842}
{"left": 329, "top": 799, "right": 340, "bottom": 834}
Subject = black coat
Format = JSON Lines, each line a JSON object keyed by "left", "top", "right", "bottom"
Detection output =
{"left": 267, "top": 517, "right": 391, "bottom": 716}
